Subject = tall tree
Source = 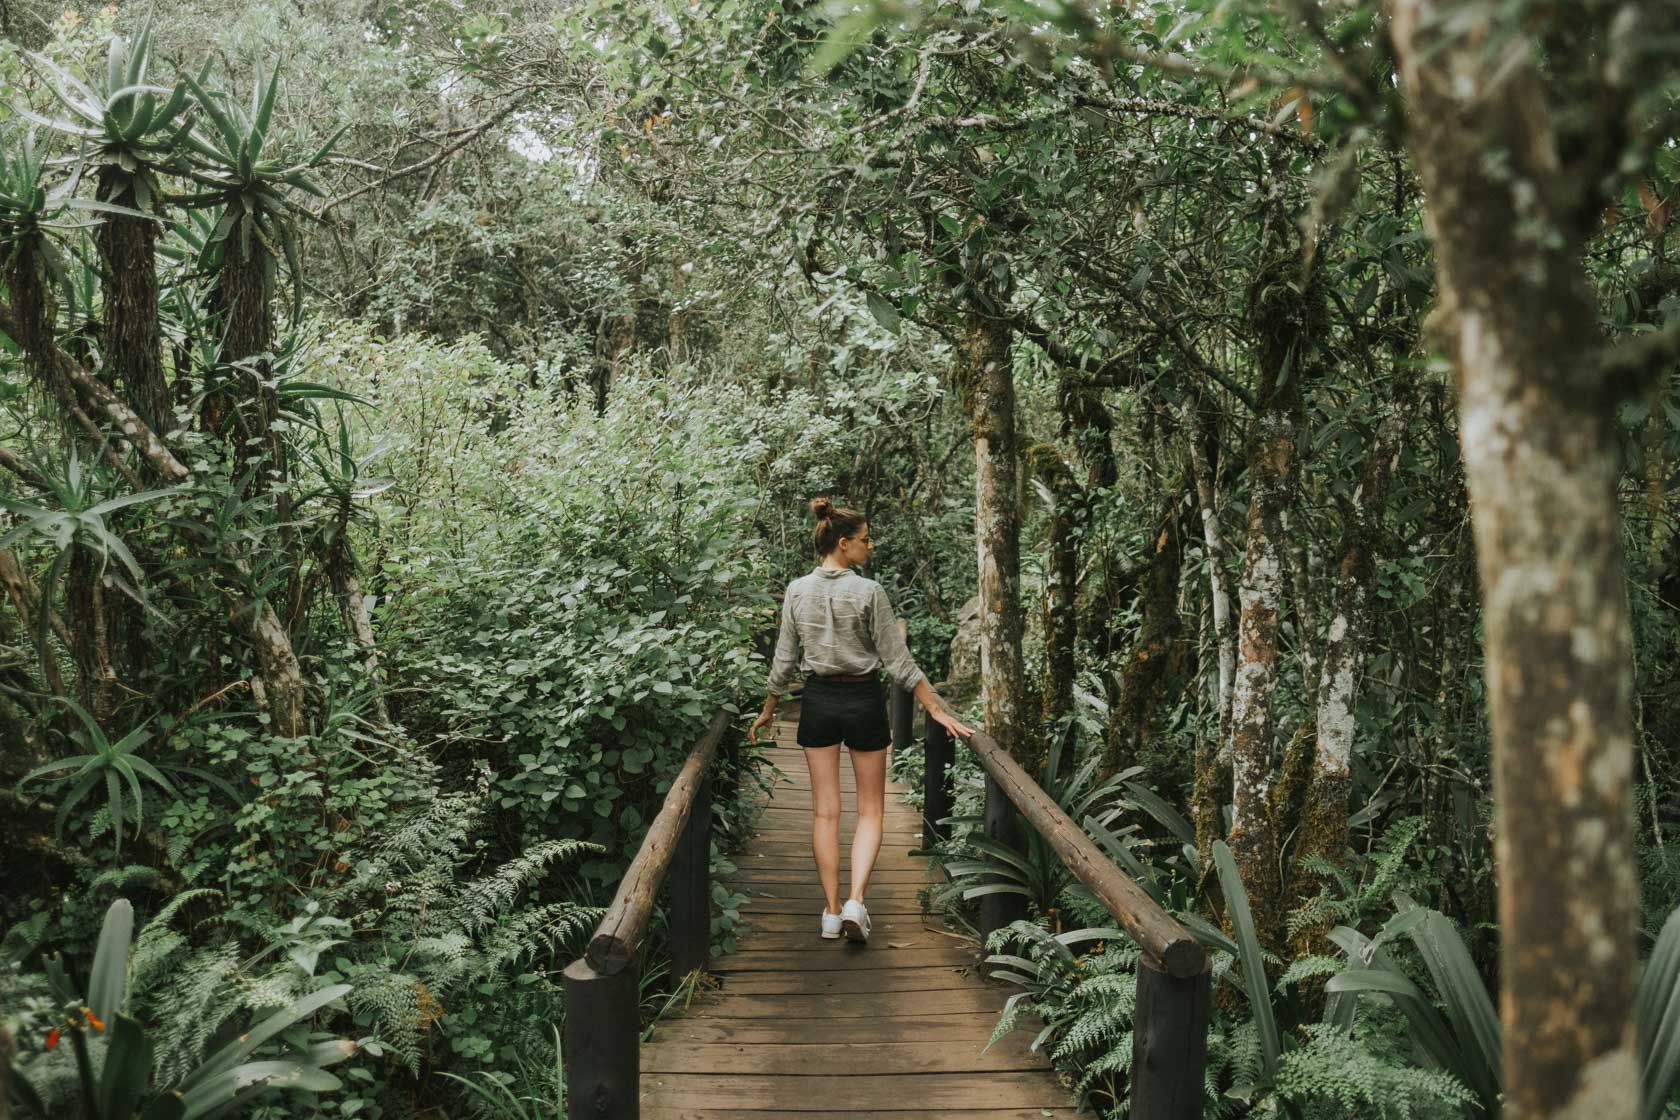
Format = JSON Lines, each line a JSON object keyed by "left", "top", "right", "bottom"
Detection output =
{"left": 1386, "top": 1, "right": 1680, "bottom": 1112}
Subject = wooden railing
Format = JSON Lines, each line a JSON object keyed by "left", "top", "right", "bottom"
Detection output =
{"left": 563, "top": 679, "right": 1210, "bottom": 1120}
{"left": 563, "top": 709, "right": 730, "bottom": 1120}
{"left": 892, "top": 678, "right": 1213, "bottom": 1120}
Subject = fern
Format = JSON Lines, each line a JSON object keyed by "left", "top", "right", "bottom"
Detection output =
{"left": 1275, "top": 1024, "right": 1478, "bottom": 1119}
{"left": 137, "top": 941, "right": 243, "bottom": 1086}
{"left": 1289, "top": 816, "right": 1429, "bottom": 938}
{"left": 352, "top": 968, "right": 426, "bottom": 1074}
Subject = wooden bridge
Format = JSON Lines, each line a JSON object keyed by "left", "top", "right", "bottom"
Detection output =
{"left": 564, "top": 682, "right": 1212, "bottom": 1120}
{"left": 637, "top": 701, "right": 1077, "bottom": 1119}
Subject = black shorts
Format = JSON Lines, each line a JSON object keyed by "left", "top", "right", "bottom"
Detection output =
{"left": 797, "top": 677, "right": 891, "bottom": 751}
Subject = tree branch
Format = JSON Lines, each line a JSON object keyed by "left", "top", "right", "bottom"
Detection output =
{"left": 1601, "top": 316, "right": 1680, "bottom": 404}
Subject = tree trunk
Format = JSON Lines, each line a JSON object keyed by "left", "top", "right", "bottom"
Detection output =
{"left": 1290, "top": 393, "right": 1412, "bottom": 951}
{"left": 1388, "top": 4, "right": 1643, "bottom": 1113}
{"left": 1104, "top": 482, "right": 1185, "bottom": 779}
{"left": 326, "top": 521, "right": 390, "bottom": 725}
{"left": 1028, "top": 444, "right": 1078, "bottom": 731}
{"left": 1185, "top": 398, "right": 1235, "bottom": 745}
{"left": 95, "top": 168, "right": 169, "bottom": 432}
{"left": 1226, "top": 255, "right": 1320, "bottom": 954}
{"left": 960, "top": 300, "right": 1031, "bottom": 773}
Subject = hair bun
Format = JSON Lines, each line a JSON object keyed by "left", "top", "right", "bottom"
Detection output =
{"left": 809, "top": 497, "right": 835, "bottom": 520}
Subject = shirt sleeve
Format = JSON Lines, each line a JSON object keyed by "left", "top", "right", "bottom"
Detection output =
{"left": 870, "top": 583, "right": 926, "bottom": 693}
{"left": 765, "top": 586, "right": 803, "bottom": 695}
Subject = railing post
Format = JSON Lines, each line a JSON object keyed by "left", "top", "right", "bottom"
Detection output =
{"left": 1130, "top": 954, "right": 1212, "bottom": 1120}
{"left": 922, "top": 709, "right": 953, "bottom": 853}
{"left": 668, "top": 775, "right": 712, "bottom": 978}
{"left": 562, "top": 959, "right": 638, "bottom": 1120}
{"left": 889, "top": 677, "right": 914, "bottom": 753}
{"left": 978, "top": 771, "right": 1030, "bottom": 968}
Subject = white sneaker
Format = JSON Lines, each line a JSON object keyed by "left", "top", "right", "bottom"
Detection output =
{"left": 820, "top": 908, "right": 842, "bottom": 939}
{"left": 840, "top": 898, "right": 871, "bottom": 944}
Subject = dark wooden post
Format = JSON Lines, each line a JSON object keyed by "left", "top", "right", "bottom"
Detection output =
{"left": 668, "top": 776, "right": 712, "bottom": 978}
{"left": 562, "top": 959, "right": 639, "bottom": 1120}
{"left": 1130, "top": 954, "right": 1212, "bottom": 1120}
{"left": 978, "top": 771, "right": 1030, "bottom": 964}
{"left": 889, "top": 677, "right": 914, "bottom": 753}
{"left": 922, "top": 710, "right": 953, "bottom": 852}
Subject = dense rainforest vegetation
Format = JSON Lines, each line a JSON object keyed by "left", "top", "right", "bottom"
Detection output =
{"left": 1, "top": 1, "right": 1678, "bottom": 1117}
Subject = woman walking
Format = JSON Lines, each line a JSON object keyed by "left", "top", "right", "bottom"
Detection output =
{"left": 748, "top": 498, "right": 973, "bottom": 944}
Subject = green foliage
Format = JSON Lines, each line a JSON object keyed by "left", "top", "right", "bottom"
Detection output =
{"left": 1274, "top": 1023, "right": 1479, "bottom": 1120}
{"left": 6, "top": 898, "right": 358, "bottom": 1119}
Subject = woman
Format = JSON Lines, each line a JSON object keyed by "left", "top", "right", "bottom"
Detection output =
{"left": 748, "top": 498, "right": 973, "bottom": 944}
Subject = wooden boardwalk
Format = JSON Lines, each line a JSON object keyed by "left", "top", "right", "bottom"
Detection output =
{"left": 639, "top": 706, "right": 1079, "bottom": 1119}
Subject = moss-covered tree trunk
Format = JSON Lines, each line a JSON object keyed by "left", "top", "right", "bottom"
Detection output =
{"left": 1290, "top": 393, "right": 1411, "bottom": 951}
{"left": 961, "top": 299, "right": 1032, "bottom": 773}
{"left": 1103, "top": 481, "right": 1185, "bottom": 779}
{"left": 1029, "top": 444, "right": 1078, "bottom": 730}
{"left": 1389, "top": 2, "right": 1646, "bottom": 1112}
{"left": 1227, "top": 258, "right": 1320, "bottom": 953}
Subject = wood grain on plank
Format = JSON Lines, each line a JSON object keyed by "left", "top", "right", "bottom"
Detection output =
{"left": 639, "top": 1037, "right": 1046, "bottom": 1075}
{"left": 638, "top": 1072, "right": 1060, "bottom": 1111}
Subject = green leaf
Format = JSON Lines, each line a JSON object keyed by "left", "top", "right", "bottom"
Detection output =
{"left": 865, "top": 290, "right": 902, "bottom": 334}
{"left": 89, "top": 898, "right": 135, "bottom": 1024}
{"left": 1640, "top": 905, "right": 1680, "bottom": 1120}
{"left": 1212, "top": 840, "right": 1279, "bottom": 1082}
{"left": 99, "top": 1013, "right": 156, "bottom": 1120}
{"left": 183, "top": 983, "right": 351, "bottom": 1090}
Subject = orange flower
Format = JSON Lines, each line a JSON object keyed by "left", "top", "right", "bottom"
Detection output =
{"left": 44, "top": 1028, "right": 59, "bottom": 1050}
{"left": 83, "top": 1008, "right": 105, "bottom": 1032}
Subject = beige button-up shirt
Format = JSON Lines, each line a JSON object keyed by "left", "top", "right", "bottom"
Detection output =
{"left": 765, "top": 567, "right": 926, "bottom": 695}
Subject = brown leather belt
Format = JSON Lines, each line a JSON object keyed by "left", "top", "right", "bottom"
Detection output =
{"left": 810, "top": 673, "right": 877, "bottom": 684}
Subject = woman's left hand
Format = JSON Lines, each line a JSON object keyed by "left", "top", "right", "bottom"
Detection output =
{"left": 932, "top": 707, "right": 974, "bottom": 740}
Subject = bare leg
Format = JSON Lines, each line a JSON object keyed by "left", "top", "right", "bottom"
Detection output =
{"left": 847, "top": 746, "right": 888, "bottom": 903}
{"left": 804, "top": 745, "right": 843, "bottom": 915}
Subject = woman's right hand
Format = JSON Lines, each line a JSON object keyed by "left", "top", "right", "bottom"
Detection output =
{"left": 748, "top": 701, "right": 776, "bottom": 745}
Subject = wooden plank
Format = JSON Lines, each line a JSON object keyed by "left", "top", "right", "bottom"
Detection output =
{"left": 676, "top": 988, "right": 1007, "bottom": 1019}
{"left": 638, "top": 1072, "right": 1061, "bottom": 1111}
{"left": 728, "top": 852, "right": 927, "bottom": 870}
{"left": 716, "top": 968, "right": 977, "bottom": 995}
{"left": 713, "top": 947, "right": 977, "bottom": 972}
{"left": 737, "top": 896, "right": 927, "bottom": 916}
{"left": 643, "top": 1110, "right": 1082, "bottom": 1120}
{"left": 732, "top": 868, "right": 930, "bottom": 884}
{"left": 734, "top": 911, "right": 952, "bottom": 935}
{"left": 732, "top": 928, "right": 965, "bottom": 951}
{"left": 639, "top": 1037, "right": 1048, "bottom": 1075}
{"left": 739, "top": 832, "right": 926, "bottom": 848}
{"left": 646, "top": 1016, "right": 1005, "bottom": 1045}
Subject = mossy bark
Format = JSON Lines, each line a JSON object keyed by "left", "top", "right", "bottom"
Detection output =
{"left": 1103, "top": 482, "right": 1185, "bottom": 780}
{"left": 1388, "top": 3, "right": 1648, "bottom": 1112}
{"left": 959, "top": 299, "right": 1032, "bottom": 774}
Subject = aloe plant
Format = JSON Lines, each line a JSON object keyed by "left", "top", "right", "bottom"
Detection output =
{"left": 19, "top": 21, "right": 191, "bottom": 210}
{"left": 0, "top": 446, "right": 178, "bottom": 674}
{"left": 19, "top": 19, "right": 187, "bottom": 426}
{"left": 173, "top": 62, "right": 345, "bottom": 324}
{"left": 9, "top": 898, "right": 356, "bottom": 1119}
{"left": 15, "top": 697, "right": 238, "bottom": 859}
{"left": 934, "top": 733, "right": 1135, "bottom": 918}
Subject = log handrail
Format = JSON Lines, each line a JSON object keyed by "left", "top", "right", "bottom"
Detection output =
{"left": 962, "top": 728, "right": 1207, "bottom": 978}
{"left": 583, "top": 709, "right": 732, "bottom": 975}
